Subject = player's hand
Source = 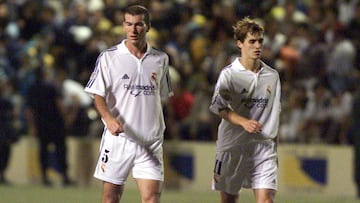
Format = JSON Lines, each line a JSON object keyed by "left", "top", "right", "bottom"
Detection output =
{"left": 105, "top": 117, "right": 124, "bottom": 135}
{"left": 241, "top": 119, "right": 262, "bottom": 134}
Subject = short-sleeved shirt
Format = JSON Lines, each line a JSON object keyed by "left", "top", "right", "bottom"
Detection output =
{"left": 209, "top": 58, "right": 281, "bottom": 151}
{"left": 85, "top": 40, "right": 173, "bottom": 145}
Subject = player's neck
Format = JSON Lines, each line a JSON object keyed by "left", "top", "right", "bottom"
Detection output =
{"left": 240, "top": 58, "right": 261, "bottom": 73}
{"left": 125, "top": 40, "right": 147, "bottom": 59}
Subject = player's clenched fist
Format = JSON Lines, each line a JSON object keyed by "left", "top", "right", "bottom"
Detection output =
{"left": 105, "top": 117, "right": 123, "bottom": 135}
{"left": 240, "top": 119, "right": 262, "bottom": 134}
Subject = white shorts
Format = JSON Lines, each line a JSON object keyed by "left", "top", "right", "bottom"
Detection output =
{"left": 94, "top": 131, "right": 164, "bottom": 185}
{"left": 212, "top": 140, "right": 278, "bottom": 195}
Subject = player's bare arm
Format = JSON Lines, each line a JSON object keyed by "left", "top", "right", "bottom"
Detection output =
{"left": 94, "top": 95, "right": 123, "bottom": 135}
{"left": 219, "top": 108, "right": 262, "bottom": 134}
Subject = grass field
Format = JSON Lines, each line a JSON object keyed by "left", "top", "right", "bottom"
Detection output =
{"left": 0, "top": 184, "right": 359, "bottom": 203}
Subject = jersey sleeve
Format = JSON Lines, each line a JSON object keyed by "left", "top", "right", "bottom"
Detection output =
{"left": 209, "top": 69, "right": 233, "bottom": 115}
{"left": 160, "top": 53, "right": 173, "bottom": 98}
{"left": 84, "top": 52, "right": 111, "bottom": 98}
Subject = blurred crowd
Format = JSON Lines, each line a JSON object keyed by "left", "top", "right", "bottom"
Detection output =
{"left": 0, "top": 0, "right": 360, "bottom": 149}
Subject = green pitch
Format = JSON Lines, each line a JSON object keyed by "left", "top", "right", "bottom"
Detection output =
{"left": 0, "top": 185, "right": 358, "bottom": 203}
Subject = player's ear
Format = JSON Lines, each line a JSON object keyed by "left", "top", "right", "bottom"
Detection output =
{"left": 146, "top": 24, "right": 151, "bottom": 32}
{"left": 236, "top": 40, "right": 243, "bottom": 49}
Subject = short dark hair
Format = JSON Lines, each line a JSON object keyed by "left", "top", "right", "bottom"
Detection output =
{"left": 124, "top": 5, "right": 151, "bottom": 27}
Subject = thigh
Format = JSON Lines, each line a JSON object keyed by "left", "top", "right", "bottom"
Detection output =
{"left": 220, "top": 191, "right": 238, "bottom": 203}
{"left": 247, "top": 141, "right": 278, "bottom": 190}
{"left": 135, "top": 179, "right": 162, "bottom": 203}
{"left": 102, "top": 181, "right": 124, "bottom": 203}
{"left": 132, "top": 141, "right": 164, "bottom": 181}
{"left": 253, "top": 188, "right": 276, "bottom": 203}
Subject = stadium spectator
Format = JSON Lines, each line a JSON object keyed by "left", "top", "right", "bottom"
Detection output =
{"left": 59, "top": 68, "right": 95, "bottom": 187}
{"left": 262, "top": 17, "right": 287, "bottom": 68}
{"left": 0, "top": 78, "right": 19, "bottom": 185}
{"left": 187, "top": 77, "right": 216, "bottom": 141}
{"left": 324, "top": 25, "right": 356, "bottom": 95}
{"left": 347, "top": 75, "right": 360, "bottom": 199}
{"left": 279, "top": 84, "right": 307, "bottom": 143}
{"left": 167, "top": 79, "right": 195, "bottom": 140}
{"left": 346, "top": 2, "right": 360, "bottom": 72}
{"left": 25, "top": 67, "right": 73, "bottom": 187}
{"left": 326, "top": 89, "right": 353, "bottom": 143}
{"left": 302, "top": 80, "right": 332, "bottom": 143}
{"left": 294, "top": 22, "right": 327, "bottom": 88}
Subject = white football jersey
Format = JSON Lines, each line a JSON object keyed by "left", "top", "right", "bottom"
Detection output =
{"left": 209, "top": 58, "right": 281, "bottom": 151}
{"left": 85, "top": 40, "right": 173, "bottom": 145}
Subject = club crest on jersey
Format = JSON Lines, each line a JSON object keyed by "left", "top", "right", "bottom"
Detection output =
{"left": 101, "top": 163, "right": 106, "bottom": 172}
{"left": 150, "top": 72, "right": 159, "bottom": 87}
{"left": 266, "top": 85, "right": 272, "bottom": 95}
{"left": 151, "top": 72, "right": 157, "bottom": 81}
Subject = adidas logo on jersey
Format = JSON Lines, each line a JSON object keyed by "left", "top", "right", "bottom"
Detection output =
{"left": 122, "top": 74, "right": 130, "bottom": 79}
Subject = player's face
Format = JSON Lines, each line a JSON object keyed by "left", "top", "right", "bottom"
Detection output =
{"left": 123, "top": 13, "right": 149, "bottom": 44}
{"left": 237, "top": 32, "right": 263, "bottom": 60}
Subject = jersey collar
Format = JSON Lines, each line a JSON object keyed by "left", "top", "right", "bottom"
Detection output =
{"left": 118, "top": 40, "right": 152, "bottom": 55}
{"left": 233, "top": 57, "right": 265, "bottom": 72}
{"left": 233, "top": 57, "right": 246, "bottom": 71}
